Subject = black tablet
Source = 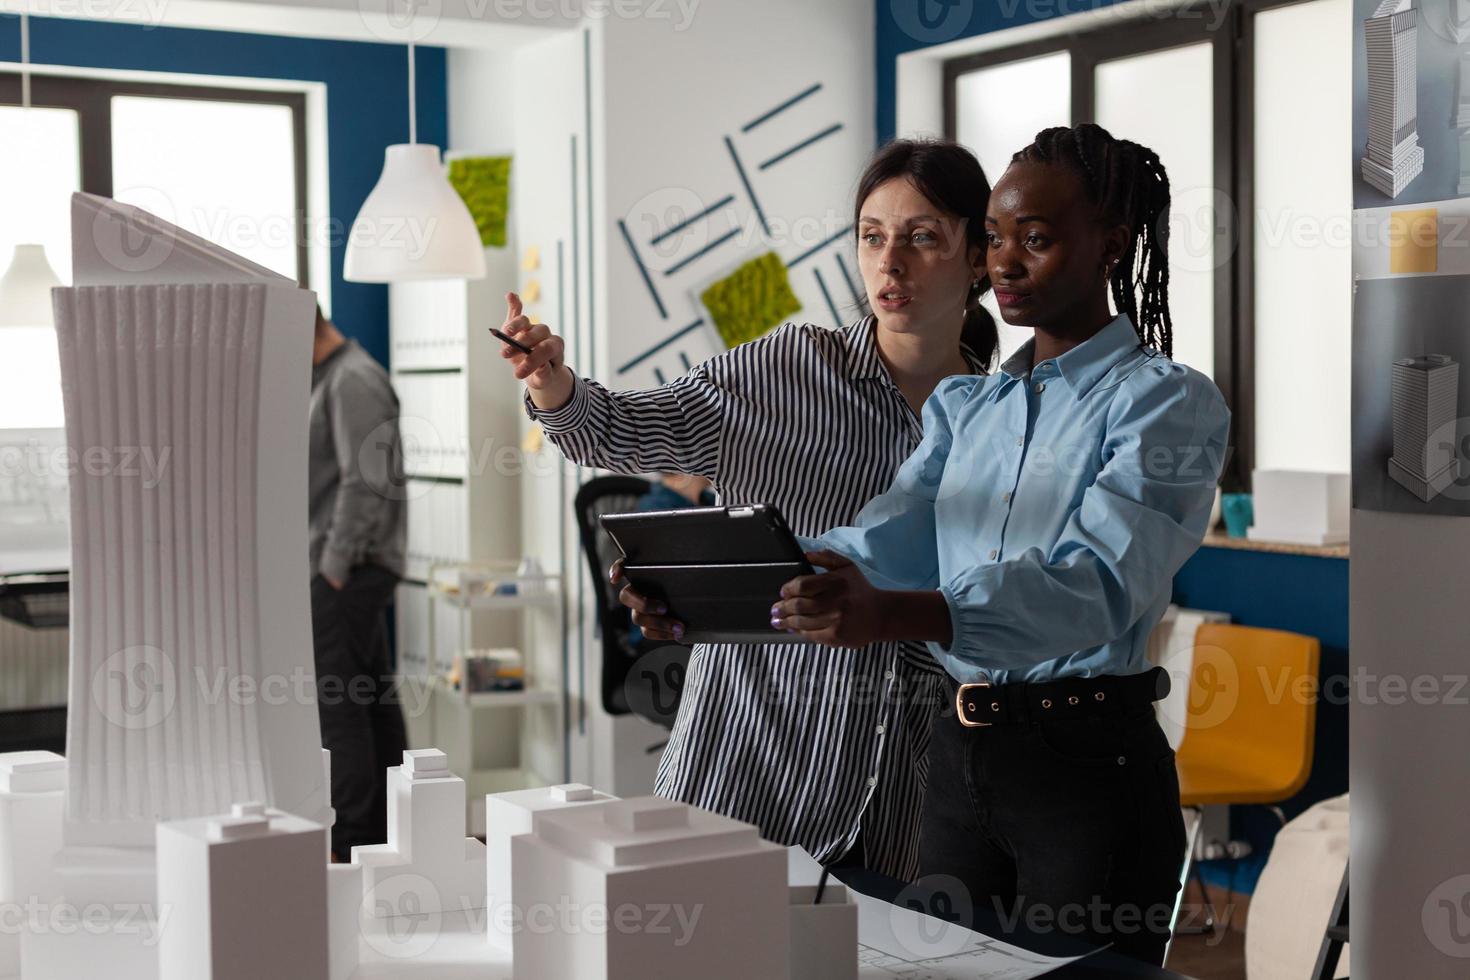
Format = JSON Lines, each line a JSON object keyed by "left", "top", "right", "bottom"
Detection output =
{"left": 600, "top": 504, "right": 814, "bottom": 644}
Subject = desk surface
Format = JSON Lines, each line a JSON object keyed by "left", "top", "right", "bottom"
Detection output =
{"left": 836, "top": 867, "right": 1197, "bottom": 980}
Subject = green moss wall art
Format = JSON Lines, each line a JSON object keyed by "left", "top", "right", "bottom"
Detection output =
{"left": 700, "top": 251, "right": 802, "bottom": 349}
{"left": 448, "top": 155, "right": 512, "bottom": 248}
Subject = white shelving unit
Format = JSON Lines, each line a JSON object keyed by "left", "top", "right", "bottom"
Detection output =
{"left": 388, "top": 271, "right": 568, "bottom": 835}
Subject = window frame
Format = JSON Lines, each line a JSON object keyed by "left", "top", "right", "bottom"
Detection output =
{"left": 943, "top": 0, "right": 1323, "bottom": 490}
{"left": 0, "top": 71, "right": 310, "bottom": 290}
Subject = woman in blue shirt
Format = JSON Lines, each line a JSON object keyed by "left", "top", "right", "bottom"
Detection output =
{"left": 772, "top": 124, "right": 1231, "bottom": 965}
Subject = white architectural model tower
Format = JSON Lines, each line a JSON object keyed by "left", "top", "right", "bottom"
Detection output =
{"left": 19, "top": 193, "right": 329, "bottom": 979}
{"left": 1362, "top": 0, "right": 1425, "bottom": 197}
{"left": 1388, "top": 354, "right": 1460, "bottom": 500}
{"left": 53, "top": 192, "right": 328, "bottom": 845}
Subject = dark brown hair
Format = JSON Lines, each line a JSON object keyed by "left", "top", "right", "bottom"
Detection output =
{"left": 852, "top": 138, "right": 998, "bottom": 370}
{"left": 1012, "top": 123, "right": 1173, "bottom": 358}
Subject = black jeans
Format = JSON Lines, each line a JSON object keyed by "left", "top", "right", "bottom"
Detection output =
{"left": 310, "top": 564, "right": 409, "bottom": 858}
{"left": 919, "top": 698, "right": 1186, "bottom": 966}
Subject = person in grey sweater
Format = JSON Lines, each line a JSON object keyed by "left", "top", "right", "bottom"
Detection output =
{"left": 308, "top": 304, "right": 408, "bottom": 859}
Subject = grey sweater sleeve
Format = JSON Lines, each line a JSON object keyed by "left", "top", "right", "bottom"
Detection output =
{"left": 320, "top": 368, "right": 401, "bottom": 582}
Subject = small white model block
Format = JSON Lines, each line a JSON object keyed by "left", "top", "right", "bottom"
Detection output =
{"left": 484, "top": 782, "right": 618, "bottom": 950}
{"left": 788, "top": 884, "right": 858, "bottom": 980}
{"left": 1248, "top": 470, "right": 1351, "bottom": 546}
{"left": 327, "top": 863, "right": 363, "bottom": 980}
{"left": 0, "top": 751, "right": 66, "bottom": 976}
{"left": 352, "top": 749, "right": 487, "bottom": 917}
{"left": 512, "top": 796, "right": 791, "bottom": 980}
{"left": 155, "top": 801, "right": 328, "bottom": 980}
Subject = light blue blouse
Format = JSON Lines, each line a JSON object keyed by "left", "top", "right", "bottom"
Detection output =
{"left": 802, "top": 314, "right": 1231, "bottom": 685}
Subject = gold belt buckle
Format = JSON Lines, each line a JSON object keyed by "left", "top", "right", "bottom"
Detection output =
{"left": 955, "top": 680, "right": 993, "bottom": 728}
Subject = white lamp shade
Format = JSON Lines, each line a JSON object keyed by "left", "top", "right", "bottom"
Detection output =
{"left": 0, "top": 243, "right": 62, "bottom": 327}
{"left": 344, "top": 144, "right": 486, "bottom": 283}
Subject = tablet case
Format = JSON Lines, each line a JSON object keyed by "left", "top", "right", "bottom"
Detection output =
{"left": 600, "top": 505, "right": 814, "bottom": 644}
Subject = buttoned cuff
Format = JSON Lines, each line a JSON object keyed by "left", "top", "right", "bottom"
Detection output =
{"left": 522, "top": 374, "right": 591, "bottom": 434}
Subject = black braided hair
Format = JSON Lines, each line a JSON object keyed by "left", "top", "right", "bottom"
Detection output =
{"left": 1012, "top": 123, "right": 1173, "bottom": 359}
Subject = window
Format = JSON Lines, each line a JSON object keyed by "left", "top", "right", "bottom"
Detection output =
{"left": 0, "top": 73, "right": 310, "bottom": 433}
{"left": 0, "top": 105, "right": 80, "bottom": 429}
{"left": 944, "top": 0, "right": 1353, "bottom": 486}
{"left": 112, "top": 96, "right": 301, "bottom": 280}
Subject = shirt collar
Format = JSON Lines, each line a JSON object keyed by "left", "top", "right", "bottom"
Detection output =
{"left": 997, "top": 314, "right": 1144, "bottom": 398}
{"left": 844, "top": 315, "right": 990, "bottom": 382}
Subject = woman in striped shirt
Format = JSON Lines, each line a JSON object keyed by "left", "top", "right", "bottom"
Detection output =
{"left": 496, "top": 139, "right": 995, "bottom": 881}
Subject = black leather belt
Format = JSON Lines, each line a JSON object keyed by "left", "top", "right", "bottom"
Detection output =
{"left": 946, "top": 666, "right": 1171, "bottom": 728}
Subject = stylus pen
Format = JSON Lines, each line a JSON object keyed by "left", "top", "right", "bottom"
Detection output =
{"left": 490, "top": 326, "right": 534, "bottom": 355}
{"left": 814, "top": 867, "right": 830, "bottom": 905}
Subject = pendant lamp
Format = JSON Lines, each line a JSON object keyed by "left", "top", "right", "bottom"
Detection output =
{"left": 344, "top": 21, "right": 485, "bottom": 283}
{"left": 0, "top": 244, "right": 62, "bottom": 327}
{"left": 1, "top": 13, "right": 63, "bottom": 328}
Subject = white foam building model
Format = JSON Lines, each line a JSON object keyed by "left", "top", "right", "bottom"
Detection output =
{"left": 352, "top": 749, "right": 487, "bottom": 918}
{"left": 512, "top": 796, "right": 792, "bottom": 980}
{"left": 0, "top": 752, "right": 66, "bottom": 977}
{"left": 155, "top": 802, "right": 328, "bottom": 980}
{"left": 13, "top": 192, "right": 335, "bottom": 980}
{"left": 484, "top": 782, "right": 618, "bottom": 951}
{"left": 787, "top": 881, "right": 858, "bottom": 980}
{"left": 1388, "top": 353, "right": 1461, "bottom": 500}
{"left": 1362, "top": 0, "right": 1425, "bottom": 198}
{"left": 1248, "top": 471, "right": 1351, "bottom": 546}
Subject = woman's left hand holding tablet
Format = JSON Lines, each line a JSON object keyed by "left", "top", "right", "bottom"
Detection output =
{"left": 610, "top": 558, "right": 686, "bottom": 643}
{"left": 772, "top": 550, "right": 888, "bottom": 648}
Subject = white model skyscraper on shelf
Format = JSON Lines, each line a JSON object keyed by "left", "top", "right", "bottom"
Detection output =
{"left": 1388, "top": 354, "right": 1461, "bottom": 501}
{"left": 1362, "top": 0, "right": 1425, "bottom": 198}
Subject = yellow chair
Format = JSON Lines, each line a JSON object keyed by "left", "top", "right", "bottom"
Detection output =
{"left": 1176, "top": 623, "right": 1320, "bottom": 807}
{"left": 1172, "top": 623, "right": 1320, "bottom": 936}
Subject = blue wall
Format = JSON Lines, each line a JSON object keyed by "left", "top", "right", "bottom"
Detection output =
{"left": 876, "top": 1, "right": 1352, "bottom": 896}
{"left": 0, "top": 14, "right": 449, "bottom": 368}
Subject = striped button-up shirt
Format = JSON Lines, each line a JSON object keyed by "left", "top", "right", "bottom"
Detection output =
{"left": 526, "top": 316, "right": 985, "bottom": 879}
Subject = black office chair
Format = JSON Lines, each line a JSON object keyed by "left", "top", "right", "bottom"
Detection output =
{"left": 573, "top": 476, "right": 690, "bottom": 745}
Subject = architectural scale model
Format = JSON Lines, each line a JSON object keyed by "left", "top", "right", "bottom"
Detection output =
{"left": 1362, "top": 0, "right": 1425, "bottom": 197}
{"left": 351, "top": 749, "right": 487, "bottom": 917}
{"left": 1388, "top": 354, "right": 1461, "bottom": 500}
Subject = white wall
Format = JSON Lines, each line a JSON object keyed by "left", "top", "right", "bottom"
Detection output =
{"left": 595, "top": 0, "right": 877, "bottom": 387}
{"left": 503, "top": 1, "right": 878, "bottom": 796}
{"left": 1351, "top": 512, "right": 1470, "bottom": 977}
